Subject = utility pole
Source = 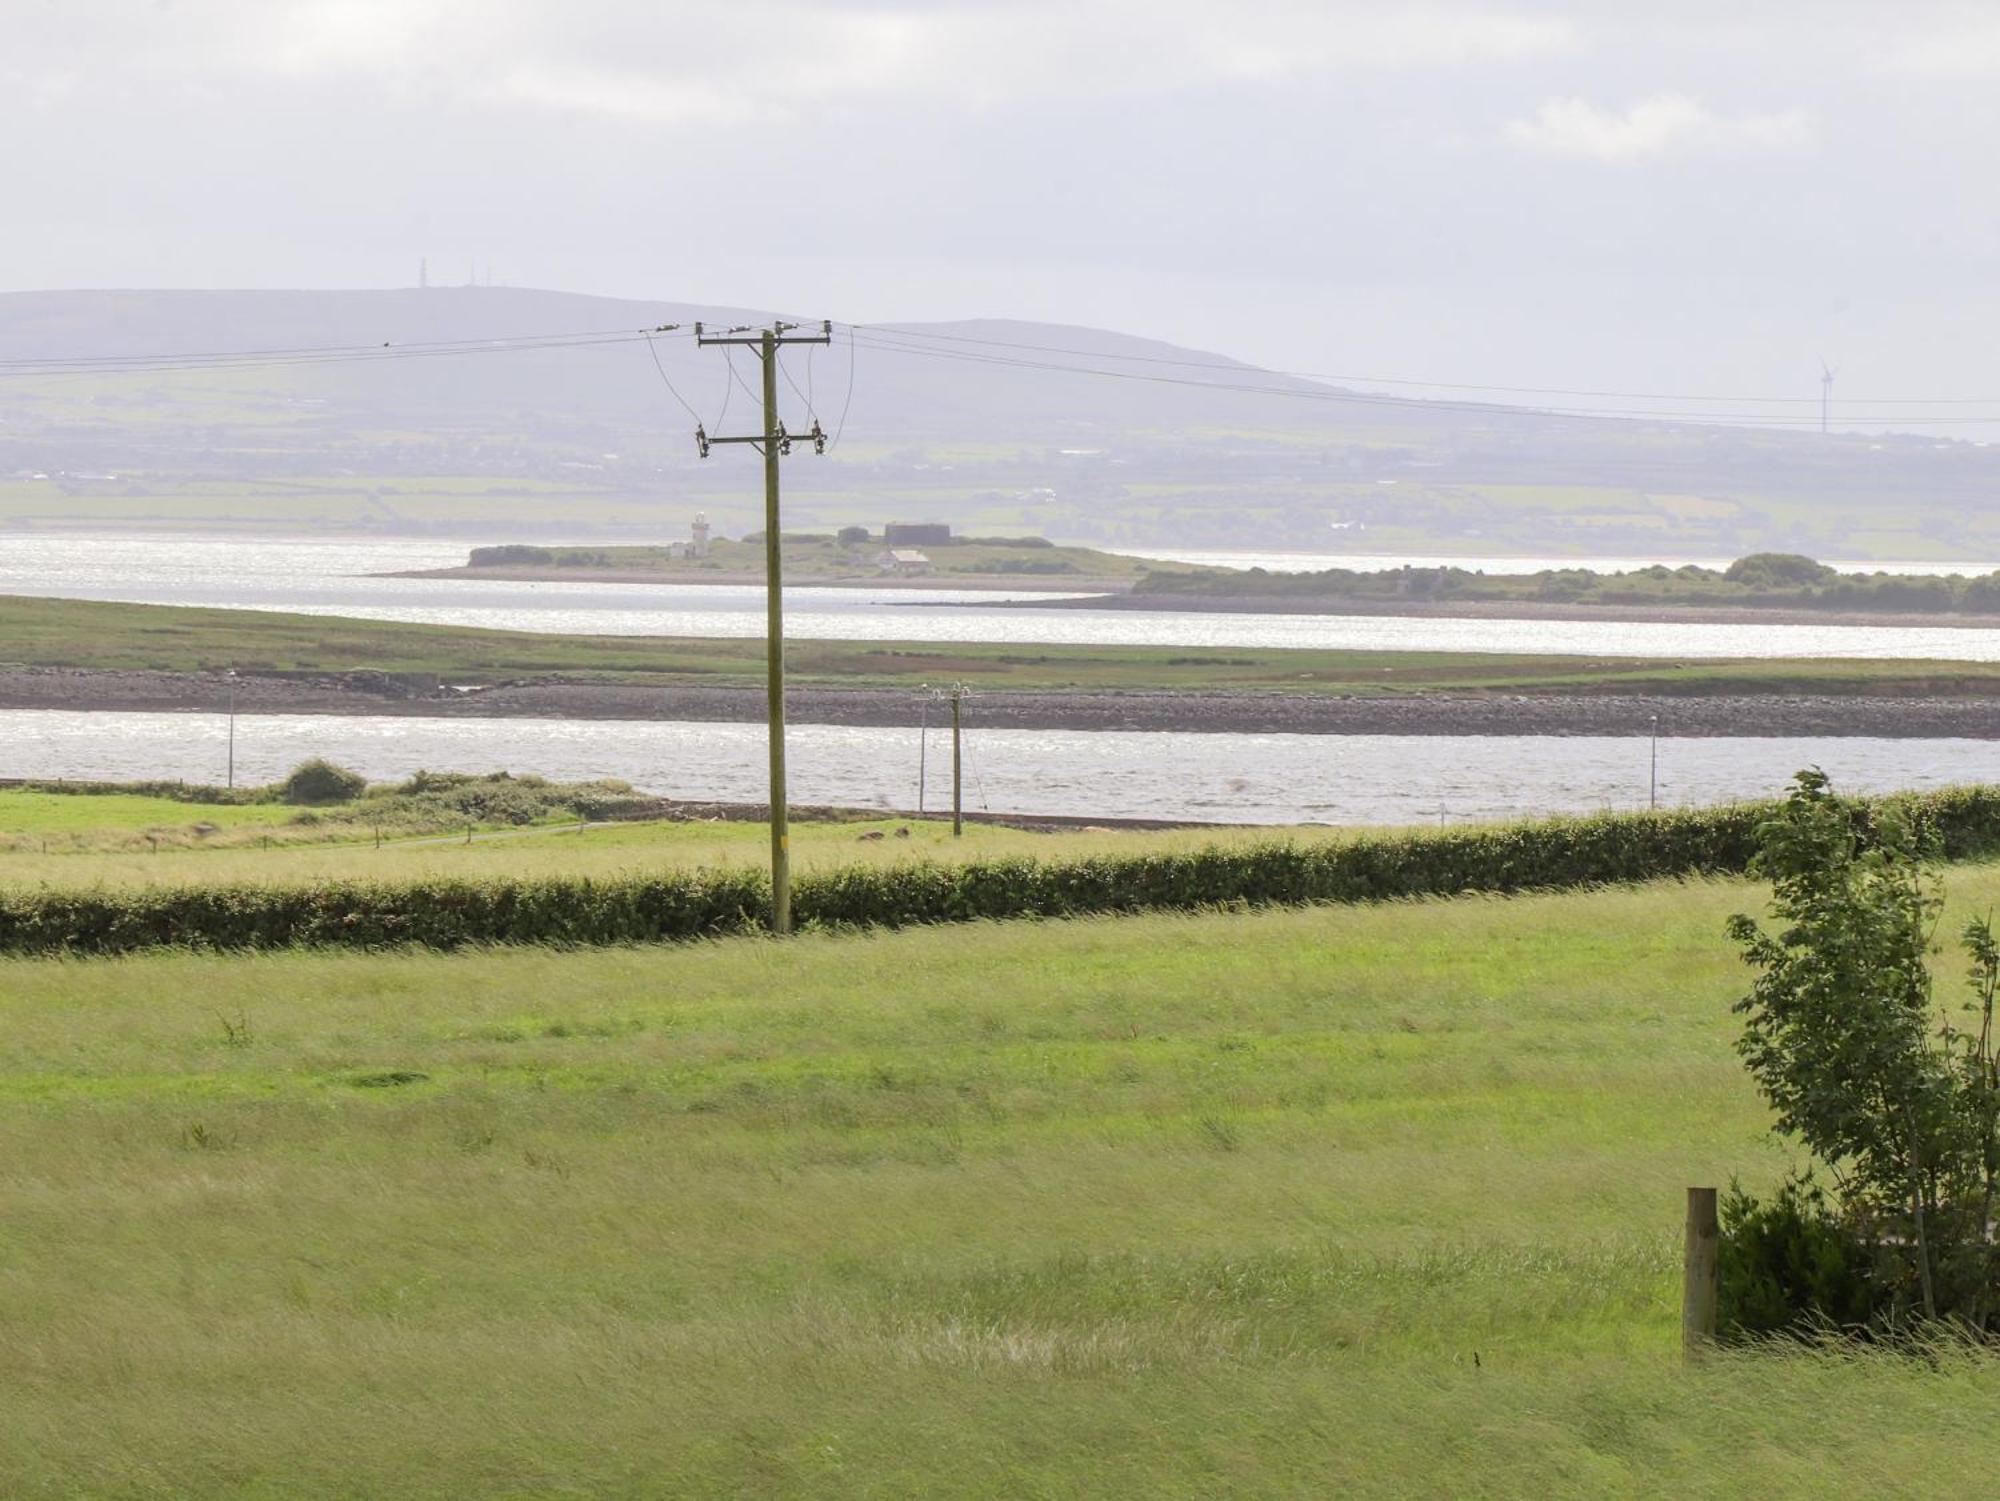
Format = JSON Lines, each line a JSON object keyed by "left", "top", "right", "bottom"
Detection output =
{"left": 950, "top": 684, "right": 964, "bottom": 837}
{"left": 694, "top": 319, "right": 831, "bottom": 934}
{"left": 1649, "top": 713, "right": 1658, "bottom": 811}
{"left": 226, "top": 668, "right": 237, "bottom": 789}
{"left": 920, "top": 682, "right": 970, "bottom": 835}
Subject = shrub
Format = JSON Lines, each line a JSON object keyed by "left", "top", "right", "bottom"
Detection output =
{"left": 1724, "top": 552, "right": 1835, "bottom": 587}
{"left": 1719, "top": 1175, "right": 1885, "bottom": 1336}
{"left": 836, "top": 525, "right": 871, "bottom": 545}
{"left": 280, "top": 759, "right": 368, "bottom": 806}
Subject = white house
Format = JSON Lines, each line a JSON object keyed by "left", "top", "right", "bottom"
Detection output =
{"left": 876, "top": 548, "right": 931, "bottom": 576}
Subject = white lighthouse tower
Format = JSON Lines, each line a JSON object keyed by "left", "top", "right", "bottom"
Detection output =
{"left": 691, "top": 512, "right": 711, "bottom": 558}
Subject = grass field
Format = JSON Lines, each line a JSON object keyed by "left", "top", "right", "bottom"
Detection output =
{"left": 12, "top": 594, "right": 2000, "bottom": 697}
{"left": 0, "top": 790, "right": 285, "bottom": 840}
{"left": 0, "top": 789, "right": 1306, "bottom": 883}
{"left": 10, "top": 873, "right": 2000, "bottom": 1495}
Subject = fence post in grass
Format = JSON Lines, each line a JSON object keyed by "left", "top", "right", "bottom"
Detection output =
{"left": 1683, "top": 1185, "right": 1719, "bottom": 1358}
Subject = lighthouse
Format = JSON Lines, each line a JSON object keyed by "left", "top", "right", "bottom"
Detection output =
{"left": 691, "top": 512, "right": 711, "bottom": 559}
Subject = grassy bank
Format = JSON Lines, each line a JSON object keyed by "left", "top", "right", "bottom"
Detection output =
{"left": 10, "top": 594, "right": 2000, "bottom": 696}
{"left": 0, "top": 791, "right": 1240, "bottom": 879}
{"left": 9, "top": 878, "right": 2000, "bottom": 1494}
{"left": 447, "top": 533, "right": 1194, "bottom": 585}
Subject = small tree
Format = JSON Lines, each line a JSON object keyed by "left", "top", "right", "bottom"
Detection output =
{"left": 280, "top": 758, "right": 367, "bottom": 806}
{"left": 1728, "top": 769, "right": 2000, "bottom": 1325}
{"left": 836, "top": 525, "right": 871, "bottom": 546}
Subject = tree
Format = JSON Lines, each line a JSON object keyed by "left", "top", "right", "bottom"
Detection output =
{"left": 836, "top": 525, "right": 871, "bottom": 546}
{"left": 1728, "top": 769, "right": 2000, "bottom": 1324}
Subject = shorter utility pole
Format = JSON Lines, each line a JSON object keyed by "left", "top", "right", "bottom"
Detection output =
{"left": 226, "top": 668, "right": 238, "bottom": 789}
{"left": 693, "top": 318, "right": 831, "bottom": 934}
{"left": 951, "top": 685, "right": 964, "bottom": 838}
{"left": 1649, "top": 714, "right": 1658, "bottom": 811}
{"left": 920, "top": 683, "right": 971, "bottom": 835}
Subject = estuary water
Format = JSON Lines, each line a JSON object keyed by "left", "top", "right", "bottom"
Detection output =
{"left": 4, "top": 710, "right": 1993, "bottom": 825}
{"left": 5, "top": 531, "right": 2000, "bottom": 660}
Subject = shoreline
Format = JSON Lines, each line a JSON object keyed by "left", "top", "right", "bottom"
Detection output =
{"left": 9, "top": 666, "right": 2000, "bottom": 738}
{"left": 390, "top": 569, "right": 2000, "bottom": 629}
{"left": 1001, "top": 592, "right": 2000, "bottom": 630}
{"left": 387, "top": 566, "right": 1134, "bottom": 593}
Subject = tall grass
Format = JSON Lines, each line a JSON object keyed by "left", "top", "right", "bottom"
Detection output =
{"left": 9, "top": 877, "right": 2000, "bottom": 1492}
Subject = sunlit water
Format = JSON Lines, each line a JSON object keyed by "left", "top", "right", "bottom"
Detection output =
{"left": 4, "top": 710, "right": 1994, "bottom": 825}
{"left": 5, "top": 531, "right": 2000, "bottom": 660}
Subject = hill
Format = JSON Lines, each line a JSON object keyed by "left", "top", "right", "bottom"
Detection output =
{"left": 2, "top": 285, "right": 1995, "bottom": 557}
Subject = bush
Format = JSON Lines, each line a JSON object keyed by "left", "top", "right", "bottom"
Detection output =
{"left": 279, "top": 759, "right": 368, "bottom": 806}
{"left": 1719, "top": 1175, "right": 1885, "bottom": 1337}
{"left": 1724, "top": 552, "right": 1835, "bottom": 587}
{"left": 836, "top": 525, "right": 871, "bottom": 545}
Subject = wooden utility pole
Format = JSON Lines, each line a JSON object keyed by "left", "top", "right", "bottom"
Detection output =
{"left": 920, "top": 682, "right": 970, "bottom": 835}
{"left": 694, "top": 319, "right": 832, "bottom": 935}
{"left": 950, "top": 685, "right": 964, "bottom": 837}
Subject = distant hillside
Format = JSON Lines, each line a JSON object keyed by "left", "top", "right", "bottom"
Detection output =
{"left": 1, "top": 285, "right": 1996, "bottom": 558}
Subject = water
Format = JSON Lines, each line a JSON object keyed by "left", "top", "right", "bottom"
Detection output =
{"left": 6, "top": 531, "right": 2000, "bottom": 660}
{"left": 5, "top": 709, "right": 1993, "bottom": 825}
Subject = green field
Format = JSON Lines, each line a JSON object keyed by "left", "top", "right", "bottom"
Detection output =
{"left": 10, "top": 874, "right": 2000, "bottom": 1494}
{"left": 0, "top": 790, "right": 285, "bottom": 840}
{"left": 0, "top": 792, "right": 1279, "bottom": 881}
{"left": 11, "top": 594, "right": 2000, "bottom": 697}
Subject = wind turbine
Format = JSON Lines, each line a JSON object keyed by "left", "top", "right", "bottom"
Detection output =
{"left": 1819, "top": 355, "right": 1838, "bottom": 435}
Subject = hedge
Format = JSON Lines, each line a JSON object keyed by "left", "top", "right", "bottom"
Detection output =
{"left": 7, "top": 786, "right": 2000, "bottom": 958}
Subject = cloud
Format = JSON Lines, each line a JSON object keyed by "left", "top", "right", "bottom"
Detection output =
{"left": 1505, "top": 93, "right": 1814, "bottom": 162}
{"left": 9, "top": 1, "right": 1580, "bottom": 125}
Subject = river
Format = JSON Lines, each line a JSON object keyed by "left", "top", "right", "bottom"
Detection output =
{"left": 6, "top": 710, "right": 1993, "bottom": 825}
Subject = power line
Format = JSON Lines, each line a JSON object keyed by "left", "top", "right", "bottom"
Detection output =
{"left": 838, "top": 328, "right": 2000, "bottom": 427}
{"left": 9, "top": 312, "right": 2000, "bottom": 430}
{"left": 641, "top": 330, "right": 704, "bottom": 424}
{"left": 856, "top": 322, "right": 2000, "bottom": 408}
{"left": 0, "top": 326, "right": 697, "bottom": 382}
{"left": 828, "top": 323, "right": 858, "bottom": 452}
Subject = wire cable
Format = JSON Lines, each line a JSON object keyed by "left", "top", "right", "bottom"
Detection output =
{"left": 849, "top": 321, "right": 2000, "bottom": 408}
{"left": 641, "top": 331, "right": 704, "bottom": 425}
{"left": 838, "top": 328, "right": 2000, "bottom": 428}
{"left": 828, "top": 323, "right": 858, "bottom": 451}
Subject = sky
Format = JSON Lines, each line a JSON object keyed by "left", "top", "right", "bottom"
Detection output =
{"left": 7, "top": 0, "right": 2000, "bottom": 430}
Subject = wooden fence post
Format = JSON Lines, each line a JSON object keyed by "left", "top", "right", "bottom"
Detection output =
{"left": 1683, "top": 1185, "right": 1719, "bottom": 1357}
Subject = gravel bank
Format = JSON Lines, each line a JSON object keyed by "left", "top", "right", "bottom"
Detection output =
{"left": 7, "top": 667, "right": 2000, "bottom": 738}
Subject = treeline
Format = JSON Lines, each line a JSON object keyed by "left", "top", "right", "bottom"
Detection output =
{"left": 10, "top": 786, "right": 2000, "bottom": 957}
{"left": 1134, "top": 552, "right": 2000, "bottom": 613}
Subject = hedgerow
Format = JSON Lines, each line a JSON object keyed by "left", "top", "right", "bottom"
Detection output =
{"left": 6, "top": 786, "right": 2000, "bottom": 957}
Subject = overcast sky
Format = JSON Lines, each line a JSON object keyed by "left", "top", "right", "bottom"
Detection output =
{"left": 8, "top": 0, "right": 2000, "bottom": 427}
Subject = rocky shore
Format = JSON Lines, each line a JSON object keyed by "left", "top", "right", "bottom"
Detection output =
{"left": 7, "top": 666, "right": 2000, "bottom": 738}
